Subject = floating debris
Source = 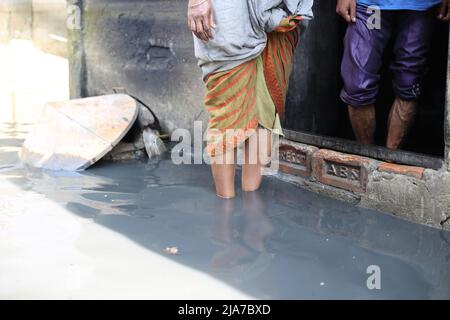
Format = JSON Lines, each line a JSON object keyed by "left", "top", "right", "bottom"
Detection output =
{"left": 164, "top": 247, "right": 180, "bottom": 255}
{"left": 143, "top": 128, "right": 166, "bottom": 159}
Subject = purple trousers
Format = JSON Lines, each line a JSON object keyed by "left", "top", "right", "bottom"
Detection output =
{"left": 340, "top": 5, "right": 435, "bottom": 106}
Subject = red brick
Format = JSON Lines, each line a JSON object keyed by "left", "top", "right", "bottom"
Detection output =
{"left": 278, "top": 140, "right": 317, "bottom": 179}
{"left": 378, "top": 162, "right": 425, "bottom": 180}
{"left": 314, "top": 149, "right": 373, "bottom": 193}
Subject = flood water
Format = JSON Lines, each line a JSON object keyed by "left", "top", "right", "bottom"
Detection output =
{"left": 1, "top": 120, "right": 450, "bottom": 299}
{"left": 1, "top": 41, "right": 450, "bottom": 300}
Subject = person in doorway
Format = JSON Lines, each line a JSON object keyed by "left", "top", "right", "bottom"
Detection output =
{"left": 336, "top": 0, "right": 449, "bottom": 149}
{"left": 188, "top": 0, "right": 314, "bottom": 199}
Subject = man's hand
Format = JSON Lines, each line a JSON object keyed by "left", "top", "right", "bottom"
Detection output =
{"left": 336, "top": 0, "right": 357, "bottom": 23}
{"left": 188, "top": 0, "right": 216, "bottom": 42}
{"left": 438, "top": 0, "right": 450, "bottom": 21}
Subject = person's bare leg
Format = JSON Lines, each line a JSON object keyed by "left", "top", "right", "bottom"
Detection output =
{"left": 347, "top": 104, "right": 376, "bottom": 145}
{"left": 386, "top": 97, "right": 417, "bottom": 150}
{"left": 211, "top": 149, "right": 237, "bottom": 199}
{"left": 242, "top": 128, "right": 272, "bottom": 192}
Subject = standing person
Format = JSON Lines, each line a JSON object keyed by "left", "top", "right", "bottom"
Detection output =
{"left": 188, "top": 0, "right": 314, "bottom": 199}
{"left": 337, "top": 0, "right": 449, "bottom": 149}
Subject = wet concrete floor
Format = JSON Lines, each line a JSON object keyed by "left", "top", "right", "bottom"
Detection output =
{"left": 1, "top": 121, "right": 450, "bottom": 299}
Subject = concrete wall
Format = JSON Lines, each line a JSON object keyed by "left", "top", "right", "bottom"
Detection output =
{"left": 68, "top": 0, "right": 343, "bottom": 136}
{"left": 277, "top": 139, "right": 450, "bottom": 230}
{"left": 71, "top": 0, "right": 206, "bottom": 134}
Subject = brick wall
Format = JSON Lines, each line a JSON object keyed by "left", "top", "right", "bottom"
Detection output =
{"left": 277, "top": 139, "right": 450, "bottom": 230}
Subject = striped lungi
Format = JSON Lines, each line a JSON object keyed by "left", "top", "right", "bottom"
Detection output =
{"left": 205, "top": 16, "right": 302, "bottom": 157}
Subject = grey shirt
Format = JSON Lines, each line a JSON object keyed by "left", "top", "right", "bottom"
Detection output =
{"left": 194, "top": 0, "right": 314, "bottom": 80}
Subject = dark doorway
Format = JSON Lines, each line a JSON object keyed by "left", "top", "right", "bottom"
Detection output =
{"left": 284, "top": 1, "right": 448, "bottom": 167}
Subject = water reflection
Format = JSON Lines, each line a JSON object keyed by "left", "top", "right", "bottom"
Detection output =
{"left": 211, "top": 193, "right": 274, "bottom": 272}
{"left": 2, "top": 125, "right": 450, "bottom": 298}
{"left": 1, "top": 39, "right": 450, "bottom": 299}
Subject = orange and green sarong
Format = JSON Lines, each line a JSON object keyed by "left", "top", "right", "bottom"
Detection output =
{"left": 205, "top": 16, "right": 302, "bottom": 157}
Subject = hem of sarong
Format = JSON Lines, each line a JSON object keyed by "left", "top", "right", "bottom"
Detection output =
{"left": 206, "top": 118, "right": 284, "bottom": 159}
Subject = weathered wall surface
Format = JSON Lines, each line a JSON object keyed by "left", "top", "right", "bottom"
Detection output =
{"left": 74, "top": 0, "right": 206, "bottom": 134}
